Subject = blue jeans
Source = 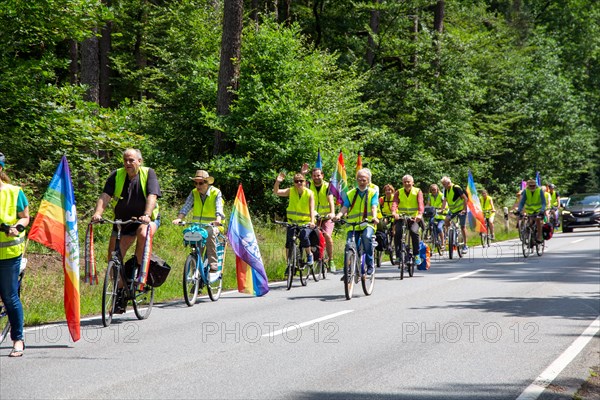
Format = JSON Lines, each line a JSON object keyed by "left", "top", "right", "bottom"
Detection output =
{"left": 345, "top": 227, "right": 375, "bottom": 270}
{"left": 0, "top": 256, "right": 24, "bottom": 341}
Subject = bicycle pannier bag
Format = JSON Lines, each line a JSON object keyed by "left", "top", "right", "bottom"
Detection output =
{"left": 417, "top": 241, "right": 430, "bottom": 270}
{"left": 148, "top": 254, "right": 171, "bottom": 287}
{"left": 542, "top": 223, "right": 554, "bottom": 240}
{"left": 375, "top": 230, "right": 387, "bottom": 251}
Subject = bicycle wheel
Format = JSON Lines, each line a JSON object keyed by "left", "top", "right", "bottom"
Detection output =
{"left": 362, "top": 262, "right": 375, "bottom": 296}
{"left": 321, "top": 258, "right": 328, "bottom": 280}
{"left": 387, "top": 231, "right": 396, "bottom": 265}
{"left": 132, "top": 268, "right": 155, "bottom": 320}
{"left": 101, "top": 261, "right": 119, "bottom": 327}
{"left": 448, "top": 227, "right": 455, "bottom": 260}
{"left": 521, "top": 227, "right": 531, "bottom": 258}
{"left": 183, "top": 254, "right": 200, "bottom": 307}
{"left": 286, "top": 245, "right": 296, "bottom": 290}
{"left": 457, "top": 231, "right": 464, "bottom": 259}
{"left": 535, "top": 228, "right": 545, "bottom": 257}
{"left": 207, "top": 267, "right": 223, "bottom": 301}
{"left": 299, "top": 251, "right": 308, "bottom": 287}
{"left": 407, "top": 252, "right": 415, "bottom": 277}
{"left": 344, "top": 248, "right": 356, "bottom": 300}
{"left": 375, "top": 248, "right": 383, "bottom": 268}
{"left": 399, "top": 244, "right": 406, "bottom": 280}
{"left": 311, "top": 249, "right": 321, "bottom": 282}
{"left": 0, "top": 301, "right": 9, "bottom": 344}
{"left": 480, "top": 233, "right": 485, "bottom": 248}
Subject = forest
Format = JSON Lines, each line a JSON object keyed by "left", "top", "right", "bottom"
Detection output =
{"left": 1, "top": 0, "right": 598, "bottom": 218}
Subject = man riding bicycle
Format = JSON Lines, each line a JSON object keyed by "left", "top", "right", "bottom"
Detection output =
{"left": 441, "top": 176, "right": 469, "bottom": 253}
{"left": 92, "top": 148, "right": 161, "bottom": 265}
{"left": 546, "top": 183, "right": 560, "bottom": 227}
{"left": 480, "top": 189, "right": 496, "bottom": 240}
{"left": 334, "top": 168, "right": 379, "bottom": 277}
{"left": 517, "top": 179, "right": 546, "bottom": 243}
{"left": 273, "top": 171, "right": 317, "bottom": 266}
{"left": 392, "top": 175, "right": 424, "bottom": 266}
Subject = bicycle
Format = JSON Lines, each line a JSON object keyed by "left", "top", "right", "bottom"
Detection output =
{"left": 447, "top": 212, "right": 466, "bottom": 260}
{"left": 518, "top": 212, "right": 545, "bottom": 258}
{"left": 375, "top": 216, "right": 395, "bottom": 268}
{"left": 337, "top": 219, "right": 375, "bottom": 300}
{"left": 314, "top": 215, "right": 331, "bottom": 280}
{"left": 395, "top": 214, "right": 417, "bottom": 280}
{"left": 0, "top": 255, "right": 25, "bottom": 344}
{"left": 275, "top": 221, "right": 314, "bottom": 290}
{"left": 179, "top": 222, "right": 226, "bottom": 306}
{"left": 422, "top": 207, "right": 443, "bottom": 256}
{"left": 96, "top": 218, "right": 155, "bottom": 327}
{"left": 480, "top": 210, "right": 493, "bottom": 248}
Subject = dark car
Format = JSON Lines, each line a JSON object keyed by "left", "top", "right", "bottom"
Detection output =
{"left": 561, "top": 193, "right": 600, "bottom": 233}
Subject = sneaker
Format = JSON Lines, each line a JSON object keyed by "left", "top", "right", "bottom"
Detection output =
{"left": 490, "top": 234, "right": 495, "bottom": 240}
{"left": 306, "top": 254, "right": 314, "bottom": 266}
{"left": 462, "top": 245, "right": 469, "bottom": 254}
{"left": 329, "top": 260, "right": 336, "bottom": 272}
{"left": 414, "top": 255, "right": 422, "bottom": 266}
{"left": 366, "top": 266, "right": 374, "bottom": 276}
{"left": 209, "top": 271, "right": 221, "bottom": 283}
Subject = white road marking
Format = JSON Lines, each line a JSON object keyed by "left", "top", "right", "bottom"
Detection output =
{"left": 448, "top": 269, "right": 487, "bottom": 280}
{"left": 571, "top": 239, "right": 585, "bottom": 244}
{"left": 516, "top": 316, "right": 600, "bottom": 400}
{"left": 262, "top": 310, "right": 354, "bottom": 337}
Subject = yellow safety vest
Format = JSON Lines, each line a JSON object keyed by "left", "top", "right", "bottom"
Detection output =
{"left": 346, "top": 187, "right": 377, "bottom": 231}
{"left": 429, "top": 193, "right": 447, "bottom": 220}
{"left": 309, "top": 181, "right": 331, "bottom": 215}
{"left": 397, "top": 187, "right": 420, "bottom": 218}
{"left": 447, "top": 185, "right": 465, "bottom": 213}
{"left": 550, "top": 191, "right": 558, "bottom": 207}
{"left": 287, "top": 188, "right": 312, "bottom": 223}
{"left": 112, "top": 167, "right": 159, "bottom": 219}
{"left": 0, "top": 184, "right": 26, "bottom": 260}
{"left": 379, "top": 196, "right": 394, "bottom": 217}
{"left": 192, "top": 186, "right": 220, "bottom": 223}
{"left": 524, "top": 188, "right": 543, "bottom": 214}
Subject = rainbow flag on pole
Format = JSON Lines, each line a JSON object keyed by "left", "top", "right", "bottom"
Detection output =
{"left": 465, "top": 170, "right": 487, "bottom": 234}
{"left": 29, "top": 156, "right": 80, "bottom": 342}
{"left": 329, "top": 150, "right": 349, "bottom": 205}
{"left": 227, "top": 184, "right": 269, "bottom": 296}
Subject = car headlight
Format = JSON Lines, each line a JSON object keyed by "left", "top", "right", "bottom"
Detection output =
{"left": 562, "top": 210, "right": 571, "bottom": 215}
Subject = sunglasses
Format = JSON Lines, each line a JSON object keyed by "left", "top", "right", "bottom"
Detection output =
{"left": 195, "top": 181, "right": 207, "bottom": 186}
{"left": 294, "top": 180, "right": 305, "bottom": 184}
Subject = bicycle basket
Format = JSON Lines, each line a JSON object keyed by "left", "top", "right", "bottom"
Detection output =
{"left": 423, "top": 206, "right": 436, "bottom": 219}
{"left": 183, "top": 225, "right": 208, "bottom": 246}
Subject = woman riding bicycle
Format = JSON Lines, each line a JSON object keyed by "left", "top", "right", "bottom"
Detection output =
{"left": 480, "top": 189, "right": 496, "bottom": 240}
{"left": 334, "top": 169, "right": 379, "bottom": 277}
{"left": 426, "top": 184, "right": 447, "bottom": 248}
{"left": 273, "top": 171, "right": 317, "bottom": 266}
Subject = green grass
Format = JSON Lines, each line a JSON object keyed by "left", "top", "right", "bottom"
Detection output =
{"left": 20, "top": 214, "right": 521, "bottom": 326}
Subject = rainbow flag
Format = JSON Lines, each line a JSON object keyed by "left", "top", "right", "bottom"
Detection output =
{"left": 29, "top": 156, "right": 80, "bottom": 342}
{"left": 355, "top": 151, "right": 363, "bottom": 175}
{"left": 315, "top": 149, "right": 323, "bottom": 170}
{"left": 329, "top": 150, "right": 349, "bottom": 205}
{"left": 227, "top": 184, "right": 269, "bottom": 296}
{"left": 465, "top": 170, "right": 487, "bottom": 233}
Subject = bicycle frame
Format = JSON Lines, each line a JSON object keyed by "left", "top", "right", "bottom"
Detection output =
{"left": 447, "top": 213, "right": 465, "bottom": 260}
{"left": 396, "top": 214, "right": 416, "bottom": 279}
{"left": 338, "top": 219, "right": 375, "bottom": 300}
{"left": 275, "top": 221, "right": 312, "bottom": 290}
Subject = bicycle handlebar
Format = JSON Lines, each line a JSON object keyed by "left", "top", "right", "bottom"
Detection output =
{"left": 92, "top": 218, "right": 141, "bottom": 226}
{"left": 274, "top": 220, "right": 313, "bottom": 229}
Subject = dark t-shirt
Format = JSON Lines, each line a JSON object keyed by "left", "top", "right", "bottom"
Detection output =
{"left": 443, "top": 184, "right": 465, "bottom": 203}
{"left": 103, "top": 168, "right": 161, "bottom": 232}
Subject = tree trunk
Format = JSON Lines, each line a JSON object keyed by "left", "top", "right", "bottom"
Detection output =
{"left": 68, "top": 39, "right": 78, "bottom": 85}
{"left": 410, "top": 9, "right": 419, "bottom": 70}
{"left": 312, "top": 0, "right": 323, "bottom": 48}
{"left": 81, "top": 29, "right": 99, "bottom": 104}
{"left": 214, "top": 0, "right": 244, "bottom": 155}
{"left": 99, "top": 0, "right": 112, "bottom": 108}
{"left": 366, "top": 0, "right": 380, "bottom": 68}
{"left": 433, "top": 0, "right": 444, "bottom": 77}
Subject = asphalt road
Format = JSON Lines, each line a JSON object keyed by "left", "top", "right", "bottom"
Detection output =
{"left": 1, "top": 228, "right": 598, "bottom": 400}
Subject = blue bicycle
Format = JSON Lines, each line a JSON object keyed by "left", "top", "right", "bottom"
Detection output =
{"left": 180, "top": 222, "right": 226, "bottom": 306}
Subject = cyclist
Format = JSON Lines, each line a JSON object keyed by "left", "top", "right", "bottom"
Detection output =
{"left": 172, "top": 170, "right": 225, "bottom": 274}
{"left": 440, "top": 176, "right": 469, "bottom": 253}
{"left": 392, "top": 175, "right": 424, "bottom": 266}
{"left": 426, "top": 183, "right": 447, "bottom": 248}
{"left": 301, "top": 164, "right": 336, "bottom": 271}
{"left": 334, "top": 168, "right": 379, "bottom": 277}
{"left": 273, "top": 171, "right": 317, "bottom": 266}
{"left": 517, "top": 179, "right": 547, "bottom": 243}
{"left": 92, "top": 148, "right": 161, "bottom": 266}
{"left": 546, "top": 183, "right": 560, "bottom": 227}
{"left": 480, "top": 189, "right": 496, "bottom": 240}
{"left": 0, "top": 152, "right": 30, "bottom": 357}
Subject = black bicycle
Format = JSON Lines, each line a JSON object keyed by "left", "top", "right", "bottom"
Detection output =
{"left": 480, "top": 210, "right": 493, "bottom": 248}
{"left": 275, "top": 221, "right": 315, "bottom": 290}
{"left": 395, "top": 214, "right": 416, "bottom": 280}
{"left": 422, "top": 207, "right": 443, "bottom": 256}
{"left": 375, "top": 216, "right": 395, "bottom": 268}
{"left": 96, "top": 218, "right": 155, "bottom": 327}
{"left": 518, "top": 212, "right": 545, "bottom": 258}
{"left": 447, "top": 213, "right": 466, "bottom": 260}
{"left": 336, "top": 219, "right": 376, "bottom": 300}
